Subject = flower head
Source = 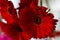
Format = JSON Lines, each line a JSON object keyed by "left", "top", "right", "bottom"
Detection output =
{"left": 19, "top": 3, "right": 58, "bottom": 38}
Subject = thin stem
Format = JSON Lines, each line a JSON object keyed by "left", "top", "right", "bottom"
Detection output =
{"left": 46, "top": 0, "right": 50, "bottom": 9}
{"left": 0, "top": 27, "right": 2, "bottom": 34}
{"left": 40, "top": 0, "right": 42, "bottom": 7}
{"left": 0, "top": 15, "right": 2, "bottom": 21}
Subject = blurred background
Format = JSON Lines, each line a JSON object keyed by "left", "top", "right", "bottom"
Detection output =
{"left": 0, "top": 0, "right": 60, "bottom": 40}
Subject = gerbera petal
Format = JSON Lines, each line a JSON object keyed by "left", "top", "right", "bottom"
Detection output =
{"left": 8, "top": 1, "right": 17, "bottom": 18}
{"left": 19, "top": 0, "right": 38, "bottom": 9}
{"left": 0, "top": 0, "right": 16, "bottom": 24}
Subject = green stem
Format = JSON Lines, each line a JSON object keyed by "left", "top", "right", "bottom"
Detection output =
{"left": 0, "top": 15, "right": 2, "bottom": 21}
{"left": 0, "top": 28, "right": 2, "bottom": 34}
{"left": 46, "top": 0, "right": 50, "bottom": 9}
{"left": 40, "top": 0, "right": 42, "bottom": 7}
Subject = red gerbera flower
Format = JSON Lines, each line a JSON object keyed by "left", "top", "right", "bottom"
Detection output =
{"left": 0, "top": 0, "right": 16, "bottom": 24}
{"left": 8, "top": 1, "right": 17, "bottom": 18}
{"left": 19, "top": 3, "right": 58, "bottom": 38}
{"left": 0, "top": 0, "right": 59, "bottom": 40}
{"left": 0, "top": 0, "right": 30, "bottom": 40}
{"left": 0, "top": 21, "right": 31, "bottom": 40}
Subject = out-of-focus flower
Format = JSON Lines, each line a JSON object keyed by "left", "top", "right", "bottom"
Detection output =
{"left": 8, "top": 1, "right": 17, "bottom": 18}
{"left": 0, "top": 32, "right": 12, "bottom": 40}
{"left": 0, "top": 0, "right": 33, "bottom": 40}
{"left": 0, "top": 0, "right": 23, "bottom": 40}
{"left": 0, "top": 0, "right": 16, "bottom": 24}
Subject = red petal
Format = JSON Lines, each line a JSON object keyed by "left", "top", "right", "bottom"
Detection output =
{"left": 20, "top": 0, "right": 38, "bottom": 9}
{"left": 0, "top": 1, "right": 16, "bottom": 24}
{"left": 8, "top": 1, "right": 17, "bottom": 18}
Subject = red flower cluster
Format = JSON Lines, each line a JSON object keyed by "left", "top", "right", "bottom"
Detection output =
{"left": 0, "top": 0, "right": 58, "bottom": 40}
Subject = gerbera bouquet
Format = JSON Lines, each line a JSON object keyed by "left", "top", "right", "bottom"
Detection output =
{"left": 0, "top": 0, "right": 59, "bottom": 40}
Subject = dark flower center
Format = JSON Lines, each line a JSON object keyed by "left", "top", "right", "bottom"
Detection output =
{"left": 33, "top": 15, "right": 41, "bottom": 24}
{"left": 16, "top": 24, "right": 23, "bottom": 32}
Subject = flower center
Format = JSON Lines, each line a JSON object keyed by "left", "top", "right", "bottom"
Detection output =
{"left": 33, "top": 15, "right": 41, "bottom": 24}
{"left": 16, "top": 25, "right": 23, "bottom": 32}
